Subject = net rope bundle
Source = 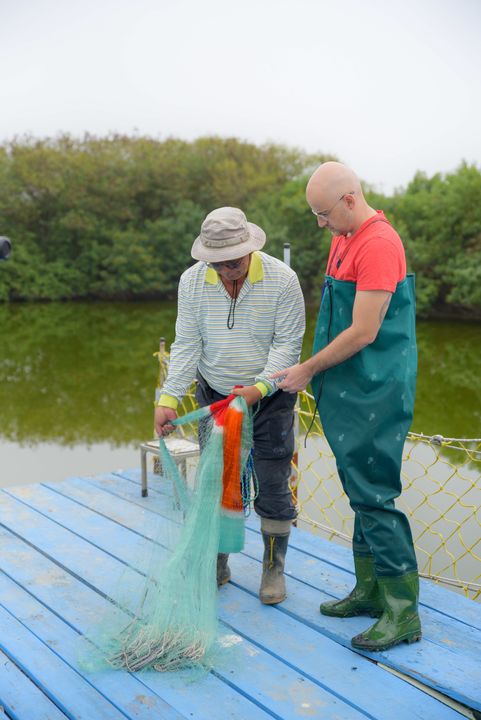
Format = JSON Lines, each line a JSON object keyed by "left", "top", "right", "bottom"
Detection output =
{"left": 79, "top": 394, "right": 253, "bottom": 674}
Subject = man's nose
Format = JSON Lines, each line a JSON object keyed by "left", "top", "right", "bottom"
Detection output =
{"left": 317, "top": 216, "right": 328, "bottom": 228}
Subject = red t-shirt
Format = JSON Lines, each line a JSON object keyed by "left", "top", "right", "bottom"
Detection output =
{"left": 326, "top": 211, "right": 406, "bottom": 292}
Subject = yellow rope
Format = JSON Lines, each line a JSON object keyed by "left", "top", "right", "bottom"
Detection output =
{"left": 293, "top": 391, "right": 481, "bottom": 602}
{"left": 154, "top": 350, "right": 481, "bottom": 601}
{"left": 152, "top": 347, "right": 170, "bottom": 390}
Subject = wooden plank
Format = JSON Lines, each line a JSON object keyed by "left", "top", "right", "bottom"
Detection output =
{"left": 0, "top": 572, "right": 257, "bottom": 720}
{"left": 4, "top": 484, "right": 473, "bottom": 717}
{"left": 240, "top": 541, "right": 480, "bottom": 662}
{"left": 0, "top": 528, "right": 368, "bottom": 720}
{"left": 43, "top": 475, "right": 481, "bottom": 711}
{"left": 0, "top": 531, "right": 456, "bottom": 720}
{"left": 0, "top": 529, "right": 275, "bottom": 720}
{"left": 0, "top": 503, "right": 367, "bottom": 720}
{"left": 0, "top": 647, "right": 68, "bottom": 720}
{"left": 0, "top": 501, "right": 444, "bottom": 720}
{"left": 44, "top": 476, "right": 481, "bottom": 661}
{"left": 0, "top": 604, "right": 127, "bottom": 720}
{"left": 279, "top": 522, "right": 481, "bottom": 630}
{"left": 0, "top": 539, "right": 272, "bottom": 720}
{"left": 110, "top": 468, "right": 481, "bottom": 632}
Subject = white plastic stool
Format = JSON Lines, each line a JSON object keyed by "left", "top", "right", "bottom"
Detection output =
{"left": 139, "top": 437, "right": 200, "bottom": 497}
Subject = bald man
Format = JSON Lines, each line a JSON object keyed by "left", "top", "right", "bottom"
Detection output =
{"left": 272, "top": 162, "right": 421, "bottom": 652}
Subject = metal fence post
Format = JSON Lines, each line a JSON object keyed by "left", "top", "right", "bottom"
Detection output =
{"left": 282, "top": 242, "right": 300, "bottom": 523}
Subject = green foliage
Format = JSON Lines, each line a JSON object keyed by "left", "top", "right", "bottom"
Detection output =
{"left": 0, "top": 134, "right": 323, "bottom": 302}
{"left": 0, "top": 134, "right": 480, "bottom": 315}
{"left": 88, "top": 201, "right": 205, "bottom": 299}
{"left": 393, "top": 163, "right": 481, "bottom": 315}
{"left": 247, "top": 176, "right": 330, "bottom": 303}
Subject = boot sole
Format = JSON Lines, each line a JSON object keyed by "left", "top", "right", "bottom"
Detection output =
{"left": 260, "top": 594, "right": 287, "bottom": 605}
{"left": 320, "top": 607, "right": 383, "bottom": 618}
{"left": 351, "top": 631, "right": 422, "bottom": 651}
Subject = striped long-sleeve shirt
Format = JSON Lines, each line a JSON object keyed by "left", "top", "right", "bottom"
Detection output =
{"left": 160, "top": 251, "right": 305, "bottom": 405}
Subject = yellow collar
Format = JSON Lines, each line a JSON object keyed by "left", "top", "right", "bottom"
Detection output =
{"left": 204, "top": 251, "right": 264, "bottom": 285}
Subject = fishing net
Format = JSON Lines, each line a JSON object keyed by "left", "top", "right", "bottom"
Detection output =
{"left": 78, "top": 394, "right": 253, "bottom": 674}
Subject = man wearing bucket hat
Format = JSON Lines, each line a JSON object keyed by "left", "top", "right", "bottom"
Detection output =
{"left": 154, "top": 206, "right": 305, "bottom": 604}
{"left": 271, "top": 162, "right": 421, "bottom": 652}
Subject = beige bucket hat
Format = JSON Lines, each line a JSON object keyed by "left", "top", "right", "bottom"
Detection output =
{"left": 191, "top": 207, "right": 266, "bottom": 262}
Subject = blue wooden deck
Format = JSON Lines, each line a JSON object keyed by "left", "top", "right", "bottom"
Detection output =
{"left": 0, "top": 469, "right": 480, "bottom": 720}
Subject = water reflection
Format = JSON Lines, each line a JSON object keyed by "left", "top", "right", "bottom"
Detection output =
{"left": 0, "top": 301, "right": 177, "bottom": 447}
{"left": 0, "top": 302, "right": 480, "bottom": 447}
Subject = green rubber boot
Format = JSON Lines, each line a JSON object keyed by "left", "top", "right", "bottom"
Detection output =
{"left": 351, "top": 571, "right": 422, "bottom": 651}
{"left": 259, "top": 519, "right": 291, "bottom": 605}
{"left": 320, "top": 555, "right": 384, "bottom": 618}
{"left": 217, "top": 553, "right": 231, "bottom": 587}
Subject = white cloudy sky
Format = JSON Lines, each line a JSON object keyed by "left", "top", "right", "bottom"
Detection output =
{"left": 1, "top": 0, "right": 480, "bottom": 192}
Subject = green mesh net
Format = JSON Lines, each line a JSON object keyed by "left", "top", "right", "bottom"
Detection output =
{"left": 78, "top": 394, "right": 253, "bottom": 674}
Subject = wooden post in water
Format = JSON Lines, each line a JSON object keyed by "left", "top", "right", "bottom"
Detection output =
{"left": 157, "top": 337, "right": 169, "bottom": 391}
{"left": 153, "top": 336, "right": 169, "bottom": 475}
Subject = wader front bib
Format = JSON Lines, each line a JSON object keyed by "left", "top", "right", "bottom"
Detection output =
{"left": 311, "top": 275, "right": 418, "bottom": 576}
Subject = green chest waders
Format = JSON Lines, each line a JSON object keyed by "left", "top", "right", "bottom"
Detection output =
{"left": 312, "top": 275, "right": 418, "bottom": 577}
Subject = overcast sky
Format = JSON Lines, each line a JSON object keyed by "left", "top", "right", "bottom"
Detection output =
{"left": 1, "top": 0, "right": 480, "bottom": 193}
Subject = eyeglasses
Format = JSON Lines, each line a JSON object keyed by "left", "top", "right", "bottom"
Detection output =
{"left": 207, "top": 257, "right": 245, "bottom": 271}
{"left": 311, "top": 191, "right": 355, "bottom": 221}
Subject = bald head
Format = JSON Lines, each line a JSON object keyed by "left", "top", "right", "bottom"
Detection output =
{"left": 306, "top": 162, "right": 375, "bottom": 236}
{"left": 306, "top": 162, "right": 362, "bottom": 206}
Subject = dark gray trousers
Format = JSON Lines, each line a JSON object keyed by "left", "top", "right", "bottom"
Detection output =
{"left": 195, "top": 375, "right": 297, "bottom": 521}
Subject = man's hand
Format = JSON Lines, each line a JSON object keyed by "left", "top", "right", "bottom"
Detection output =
{"left": 270, "top": 362, "right": 314, "bottom": 393}
{"left": 154, "top": 406, "right": 178, "bottom": 437}
{"left": 231, "top": 385, "right": 263, "bottom": 406}
{"left": 271, "top": 290, "right": 393, "bottom": 392}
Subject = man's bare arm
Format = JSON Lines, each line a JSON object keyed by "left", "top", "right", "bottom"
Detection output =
{"left": 271, "top": 290, "right": 392, "bottom": 392}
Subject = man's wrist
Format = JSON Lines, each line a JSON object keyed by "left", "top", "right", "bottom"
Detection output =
{"left": 156, "top": 394, "right": 179, "bottom": 410}
{"left": 304, "top": 357, "right": 319, "bottom": 379}
{"left": 254, "top": 381, "right": 269, "bottom": 398}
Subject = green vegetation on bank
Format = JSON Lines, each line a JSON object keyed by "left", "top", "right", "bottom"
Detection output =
{"left": 0, "top": 135, "right": 480, "bottom": 316}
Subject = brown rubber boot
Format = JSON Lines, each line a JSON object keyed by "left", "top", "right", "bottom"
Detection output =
{"left": 217, "top": 553, "right": 231, "bottom": 587}
{"left": 259, "top": 519, "right": 291, "bottom": 605}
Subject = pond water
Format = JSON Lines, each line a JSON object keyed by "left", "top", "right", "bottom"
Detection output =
{"left": 1, "top": 301, "right": 479, "bottom": 593}
{"left": 0, "top": 301, "right": 480, "bottom": 488}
